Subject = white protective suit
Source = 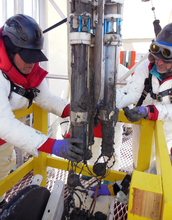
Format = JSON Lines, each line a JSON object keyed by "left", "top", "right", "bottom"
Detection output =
{"left": 0, "top": 72, "right": 69, "bottom": 201}
{"left": 116, "top": 59, "right": 172, "bottom": 168}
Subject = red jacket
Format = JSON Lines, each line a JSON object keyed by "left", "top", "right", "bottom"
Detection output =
{"left": 0, "top": 28, "right": 48, "bottom": 90}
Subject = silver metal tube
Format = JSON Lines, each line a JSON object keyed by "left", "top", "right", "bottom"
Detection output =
{"left": 94, "top": 0, "right": 104, "bottom": 106}
{"left": 69, "top": 0, "right": 93, "bottom": 160}
{"left": 100, "top": 1, "right": 122, "bottom": 158}
{"left": 46, "top": 74, "right": 69, "bottom": 80}
{"left": 38, "top": 0, "right": 48, "bottom": 71}
{"left": 32, "top": 0, "right": 38, "bottom": 20}
{"left": 49, "top": 0, "right": 66, "bottom": 19}
{"left": 1, "top": 0, "right": 7, "bottom": 23}
{"left": 14, "top": 0, "right": 24, "bottom": 14}
{"left": 104, "top": 45, "right": 116, "bottom": 105}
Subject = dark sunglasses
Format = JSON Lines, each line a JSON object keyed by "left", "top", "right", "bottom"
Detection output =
{"left": 153, "top": 56, "right": 172, "bottom": 64}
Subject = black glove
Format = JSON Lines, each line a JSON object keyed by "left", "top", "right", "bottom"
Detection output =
{"left": 123, "top": 106, "right": 148, "bottom": 122}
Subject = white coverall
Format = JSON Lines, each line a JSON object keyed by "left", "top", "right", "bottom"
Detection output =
{"left": 116, "top": 59, "right": 172, "bottom": 169}
{"left": 0, "top": 72, "right": 69, "bottom": 202}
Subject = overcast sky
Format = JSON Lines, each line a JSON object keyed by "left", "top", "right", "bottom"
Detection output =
{"left": 121, "top": 0, "right": 172, "bottom": 53}
{"left": 122, "top": 0, "right": 172, "bottom": 39}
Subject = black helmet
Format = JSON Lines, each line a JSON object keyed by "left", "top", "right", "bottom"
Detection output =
{"left": 2, "top": 14, "right": 48, "bottom": 63}
{"left": 150, "top": 23, "right": 172, "bottom": 62}
{"left": 157, "top": 23, "right": 172, "bottom": 45}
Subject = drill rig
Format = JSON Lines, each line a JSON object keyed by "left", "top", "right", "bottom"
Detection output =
{"left": 64, "top": 0, "right": 124, "bottom": 218}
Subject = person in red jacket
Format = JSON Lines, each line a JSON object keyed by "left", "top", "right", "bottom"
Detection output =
{"left": 0, "top": 14, "right": 83, "bottom": 210}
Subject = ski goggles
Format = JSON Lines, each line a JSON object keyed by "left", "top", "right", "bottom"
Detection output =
{"left": 150, "top": 42, "right": 172, "bottom": 59}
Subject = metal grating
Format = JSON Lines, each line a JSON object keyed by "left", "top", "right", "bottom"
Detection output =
{"left": 4, "top": 133, "right": 133, "bottom": 219}
{"left": 120, "top": 133, "right": 133, "bottom": 173}
{"left": 5, "top": 172, "right": 33, "bottom": 202}
{"left": 112, "top": 201, "right": 128, "bottom": 220}
{"left": 112, "top": 133, "right": 133, "bottom": 220}
{"left": 5, "top": 168, "right": 69, "bottom": 202}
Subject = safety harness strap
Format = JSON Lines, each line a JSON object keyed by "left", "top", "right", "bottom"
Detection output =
{"left": 150, "top": 88, "right": 172, "bottom": 102}
{"left": 136, "top": 74, "right": 152, "bottom": 107}
{"left": 3, "top": 72, "right": 40, "bottom": 108}
{"left": 136, "top": 64, "right": 172, "bottom": 106}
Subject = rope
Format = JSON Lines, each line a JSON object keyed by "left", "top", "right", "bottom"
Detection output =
{"left": 150, "top": 0, "right": 156, "bottom": 20}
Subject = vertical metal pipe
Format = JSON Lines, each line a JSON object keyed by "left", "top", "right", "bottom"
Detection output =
{"left": 49, "top": 0, "right": 66, "bottom": 19}
{"left": 101, "top": 44, "right": 116, "bottom": 158}
{"left": 38, "top": 0, "right": 49, "bottom": 130}
{"left": 32, "top": 0, "right": 38, "bottom": 20}
{"left": 67, "top": 0, "right": 71, "bottom": 83}
{"left": 100, "top": 2, "right": 122, "bottom": 159}
{"left": 94, "top": 0, "right": 104, "bottom": 106}
{"left": 38, "top": 0, "right": 48, "bottom": 72}
{"left": 14, "top": 0, "right": 24, "bottom": 14}
{"left": 104, "top": 46, "right": 116, "bottom": 105}
{"left": 1, "top": 0, "right": 7, "bottom": 24}
{"left": 69, "top": 0, "right": 93, "bottom": 160}
{"left": 70, "top": 43, "right": 92, "bottom": 160}
{"left": 70, "top": 44, "right": 87, "bottom": 134}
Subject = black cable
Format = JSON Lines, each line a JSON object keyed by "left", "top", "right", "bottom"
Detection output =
{"left": 43, "top": 18, "right": 67, "bottom": 34}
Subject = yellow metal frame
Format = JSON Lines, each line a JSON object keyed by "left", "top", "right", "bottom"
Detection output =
{"left": 0, "top": 104, "right": 171, "bottom": 219}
